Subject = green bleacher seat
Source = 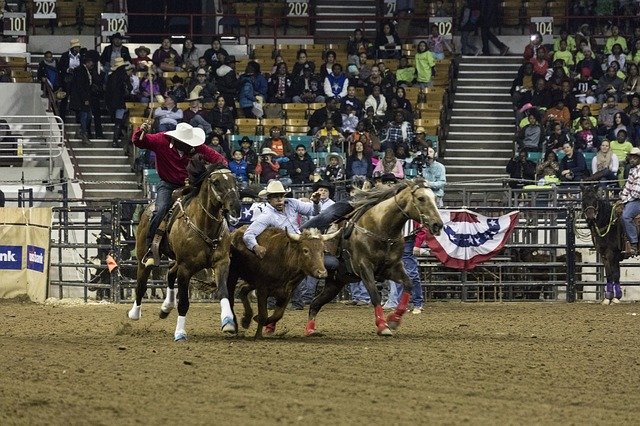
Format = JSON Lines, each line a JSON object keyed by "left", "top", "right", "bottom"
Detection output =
{"left": 143, "top": 168, "right": 160, "bottom": 185}
{"left": 527, "top": 152, "right": 543, "bottom": 163}
{"left": 229, "top": 134, "right": 265, "bottom": 150}
{"left": 288, "top": 135, "right": 313, "bottom": 152}
{"left": 528, "top": 151, "right": 597, "bottom": 173}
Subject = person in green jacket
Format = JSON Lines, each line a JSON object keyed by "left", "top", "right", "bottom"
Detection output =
{"left": 415, "top": 41, "right": 436, "bottom": 88}
{"left": 395, "top": 56, "right": 416, "bottom": 87}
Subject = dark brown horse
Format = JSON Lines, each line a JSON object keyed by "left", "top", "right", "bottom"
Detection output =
{"left": 305, "top": 178, "right": 443, "bottom": 336}
{"left": 128, "top": 167, "right": 241, "bottom": 340}
{"left": 581, "top": 184, "right": 624, "bottom": 304}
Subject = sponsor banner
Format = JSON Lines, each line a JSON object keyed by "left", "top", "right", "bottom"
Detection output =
{"left": 0, "top": 208, "right": 52, "bottom": 302}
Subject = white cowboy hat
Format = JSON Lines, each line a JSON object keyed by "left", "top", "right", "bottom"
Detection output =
{"left": 260, "top": 147, "right": 277, "bottom": 156}
{"left": 186, "top": 90, "right": 203, "bottom": 102}
{"left": 110, "top": 57, "right": 129, "bottom": 72}
{"left": 258, "top": 180, "right": 290, "bottom": 197}
{"left": 165, "top": 123, "right": 206, "bottom": 147}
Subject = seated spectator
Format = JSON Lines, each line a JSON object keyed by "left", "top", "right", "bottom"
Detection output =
{"left": 239, "top": 137, "right": 258, "bottom": 180}
{"left": 596, "top": 66, "right": 624, "bottom": 103}
{"left": 573, "top": 68, "right": 597, "bottom": 104}
{"left": 572, "top": 105, "right": 597, "bottom": 132}
{"left": 182, "top": 91, "right": 212, "bottom": 137}
{"left": 394, "top": 86, "right": 413, "bottom": 115}
{"left": 506, "top": 149, "right": 536, "bottom": 189}
{"left": 598, "top": 95, "right": 623, "bottom": 136}
{"left": 381, "top": 110, "right": 414, "bottom": 152}
{"left": 574, "top": 117, "right": 598, "bottom": 152}
{"left": 530, "top": 78, "right": 552, "bottom": 110}
{"left": 535, "top": 150, "right": 560, "bottom": 180}
{"left": 545, "top": 122, "right": 573, "bottom": 152}
{"left": 349, "top": 52, "right": 373, "bottom": 83}
{"left": 361, "top": 105, "right": 385, "bottom": 136}
{"left": 229, "top": 149, "right": 249, "bottom": 186}
{"left": 269, "top": 54, "right": 284, "bottom": 76}
{"left": 604, "top": 25, "right": 628, "bottom": 54}
{"left": 210, "top": 95, "right": 235, "bottom": 136}
{"left": 267, "top": 62, "right": 292, "bottom": 103}
{"left": 559, "top": 142, "right": 589, "bottom": 182}
{"left": 341, "top": 105, "right": 359, "bottom": 135}
{"left": 152, "top": 37, "right": 182, "bottom": 72}
{"left": 238, "top": 61, "right": 261, "bottom": 118}
{"left": 319, "top": 50, "right": 337, "bottom": 81}
{"left": 203, "top": 38, "right": 229, "bottom": 72}
{"left": 516, "top": 110, "right": 544, "bottom": 151}
{"left": 308, "top": 97, "right": 342, "bottom": 134}
{"left": 291, "top": 64, "right": 324, "bottom": 103}
{"left": 530, "top": 49, "right": 549, "bottom": 82}
{"left": 346, "top": 140, "right": 373, "bottom": 179}
{"left": 511, "top": 62, "right": 535, "bottom": 108}
{"left": 168, "top": 75, "right": 187, "bottom": 103}
{"left": 347, "top": 28, "right": 373, "bottom": 66}
{"left": 625, "top": 64, "right": 640, "bottom": 96}
{"left": 631, "top": 39, "right": 640, "bottom": 66}
{"left": 187, "top": 69, "right": 217, "bottom": 103}
{"left": 155, "top": 95, "right": 183, "bottom": 132}
{"left": 608, "top": 43, "right": 627, "bottom": 71}
{"left": 347, "top": 121, "right": 377, "bottom": 157}
{"left": 555, "top": 80, "right": 576, "bottom": 112}
{"left": 375, "top": 21, "right": 401, "bottom": 59}
{"left": 625, "top": 94, "right": 640, "bottom": 143}
{"left": 132, "top": 45, "right": 152, "bottom": 71}
{"left": 364, "top": 85, "right": 387, "bottom": 121}
{"left": 255, "top": 148, "right": 280, "bottom": 184}
{"left": 209, "top": 134, "right": 226, "bottom": 156}
{"left": 610, "top": 130, "right": 633, "bottom": 172}
{"left": 427, "top": 23, "right": 454, "bottom": 60}
{"left": 606, "top": 112, "right": 629, "bottom": 141}
{"left": 543, "top": 98, "right": 571, "bottom": 129}
{"left": 340, "top": 85, "right": 364, "bottom": 117}
{"left": 553, "top": 40, "right": 574, "bottom": 67}
{"left": 195, "top": 56, "right": 211, "bottom": 78}
{"left": 312, "top": 119, "right": 345, "bottom": 152}
{"left": 553, "top": 28, "right": 576, "bottom": 54}
{"left": 323, "top": 63, "right": 349, "bottom": 100}
{"left": 321, "top": 153, "right": 345, "bottom": 182}
{"left": 291, "top": 49, "right": 315, "bottom": 78}
{"left": 590, "top": 140, "right": 619, "bottom": 185}
{"left": 415, "top": 41, "right": 436, "bottom": 88}
{"left": 373, "top": 147, "right": 404, "bottom": 178}
{"left": 181, "top": 38, "right": 200, "bottom": 73}
{"left": 139, "top": 70, "right": 162, "bottom": 103}
{"left": 575, "top": 47, "right": 602, "bottom": 80}
{"left": 261, "top": 126, "right": 293, "bottom": 158}
{"left": 376, "top": 61, "right": 397, "bottom": 99}
{"left": 287, "top": 144, "right": 315, "bottom": 184}
{"left": 524, "top": 32, "right": 546, "bottom": 62}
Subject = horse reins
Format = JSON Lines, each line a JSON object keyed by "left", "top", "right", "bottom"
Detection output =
{"left": 583, "top": 200, "right": 619, "bottom": 238}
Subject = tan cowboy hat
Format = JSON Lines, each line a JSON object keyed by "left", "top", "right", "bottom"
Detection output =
{"left": 196, "top": 68, "right": 207, "bottom": 76}
{"left": 70, "top": 39, "right": 81, "bottom": 49}
{"left": 186, "top": 90, "right": 203, "bottom": 102}
{"left": 260, "top": 147, "right": 277, "bottom": 156}
{"left": 110, "top": 57, "right": 129, "bottom": 72}
{"left": 258, "top": 180, "right": 290, "bottom": 197}
{"left": 135, "top": 45, "right": 151, "bottom": 56}
{"left": 165, "top": 123, "right": 206, "bottom": 147}
{"left": 155, "top": 94, "right": 165, "bottom": 104}
{"left": 630, "top": 147, "right": 640, "bottom": 156}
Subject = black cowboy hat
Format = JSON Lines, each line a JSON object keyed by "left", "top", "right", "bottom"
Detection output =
{"left": 380, "top": 173, "right": 398, "bottom": 184}
{"left": 312, "top": 180, "right": 335, "bottom": 198}
{"left": 240, "top": 136, "right": 253, "bottom": 145}
{"left": 110, "top": 32, "right": 126, "bottom": 40}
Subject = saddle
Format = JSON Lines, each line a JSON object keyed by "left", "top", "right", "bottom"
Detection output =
{"left": 612, "top": 204, "right": 640, "bottom": 257}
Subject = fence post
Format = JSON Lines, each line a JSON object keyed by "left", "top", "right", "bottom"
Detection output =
{"left": 565, "top": 204, "right": 576, "bottom": 302}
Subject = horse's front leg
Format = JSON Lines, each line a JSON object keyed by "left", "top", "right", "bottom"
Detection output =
{"left": 159, "top": 261, "right": 177, "bottom": 319}
{"left": 306, "top": 275, "right": 344, "bottom": 336}
{"left": 385, "top": 265, "right": 413, "bottom": 331}
{"left": 127, "top": 260, "right": 152, "bottom": 320}
{"left": 173, "top": 264, "right": 192, "bottom": 341}
{"left": 357, "top": 264, "right": 392, "bottom": 336}
{"left": 214, "top": 259, "right": 236, "bottom": 333}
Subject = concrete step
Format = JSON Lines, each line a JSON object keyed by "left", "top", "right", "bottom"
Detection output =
{"left": 83, "top": 181, "right": 140, "bottom": 190}
{"left": 75, "top": 155, "right": 131, "bottom": 165}
{"left": 83, "top": 188, "right": 143, "bottom": 199}
{"left": 82, "top": 172, "right": 138, "bottom": 181}
{"left": 450, "top": 117, "right": 515, "bottom": 126}
{"left": 460, "top": 56, "right": 523, "bottom": 65}
{"left": 445, "top": 147, "right": 513, "bottom": 155}
{"left": 445, "top": 140, "right": 513, "bottom": 148}
{"left": 450, "top": 108, "right": 514, "bottom": 117}
{"left": 81, "top": 164, "right": 133, "bottom": 173}
{"left": 455, "top": 93, "right": 512, "bottom": 102}
{"left": 456, "top": 79, "right": 512, "bottom": 87}
{"left": 444, "top": 157, "right": 510, "bottom": 166}
{"left": 453, "top": 86, "right": 513, "bottom": 95}
{"left": 447, "top": 132, "right": 514, "bottom": 141}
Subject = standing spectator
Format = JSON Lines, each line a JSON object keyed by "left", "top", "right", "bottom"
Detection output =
{"left": 506, "top": 149, "right": 536, "bottom": 189}
{"left": 203, "top": 37, "right": 229, "bottom": 70}
{"left": 375, "top": 21, "right": 401, "bottom": 59}
{"left": 237, "top": 62, "right": 260, "bottom": 118}
{"left": 37, "top": 51, "right": 60, "bottom": 94}
{"left": 323, "top": 64, "right": 349, "bottom": 100}
{"left": 69, "top": 54, "right": 94, "bottom": 145}
{"left": 420, "top": 146, "right": 446, "bottom": 206}
{"left": 152, "top": 37, "right": 182, "bottom": 72}
{"left": 181, "top": 38, "right": 200, "bottom": 73}
{"left": 287, "top": 144, "right": 315, "bottom": 184}
{"left": 105, "top": 58, "right": 133, "bottom": 148}
{"left": 415, "top": 41, "right": 436, "bottom": 88}
{"left": 374, "top": 147, "right": 404, "bottom": 179}
{"left": 479, "top": 0, "right": 509, "bottom": 56}
{"left": 427, "top": 24, "right": 454, "bottom": 60}
{"left": 99, "top": 32, "right": 131, "bottom": 79}
{"left": 57, "top": 39, "right": 83, "bottom": 122}
{"left": 154, "top": 95, "right": 183, "bottom": 132}
{"left": 621, "top": 147, "right": 640, "bottom": 256}
{"left": 459, "top": 0, "right": 480, "bottom": 55}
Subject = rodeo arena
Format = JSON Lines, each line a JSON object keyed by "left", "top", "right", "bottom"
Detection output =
{"left": 4, "top": 0, "right": 640, "bottom": 423}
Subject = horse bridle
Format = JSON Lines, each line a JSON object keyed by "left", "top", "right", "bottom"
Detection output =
{"left": 393, "top": 183, "right": 434, "bottom": 228}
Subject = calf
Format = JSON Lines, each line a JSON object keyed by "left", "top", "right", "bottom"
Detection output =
{"left": 227, "top": 226, "right": 338, "bottom": 338}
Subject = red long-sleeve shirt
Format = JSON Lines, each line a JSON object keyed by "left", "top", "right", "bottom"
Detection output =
{"left": 132, "top": 128, "right": 228, "bottom": 186}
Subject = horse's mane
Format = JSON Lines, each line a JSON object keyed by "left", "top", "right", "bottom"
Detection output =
{"left": 349, "top": 179, "right": 415, "bottom": 215}
{"left": 183, "top": 161, "right": 230, "bottom": 204}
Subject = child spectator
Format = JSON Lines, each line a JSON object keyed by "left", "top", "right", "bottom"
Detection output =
{"left": 415, "top": 41, "right": 436, "bottom": 88}
{"left": 229, "top": 149, "right": 249, "bottom": 185}
{"left": 553, "top": 40, "right": 574, "bottom": 67}
{"left": 427, "top": 24, "right": 454, "bottom": 60}
{"left": 209, "top": 134, "right": 226, "bottom": 156}
{"left": 239, "top": 137, "right": 258, "bottom": 181}
{"left": 321, "top": 153, "right": 345, "bottom": 182}
{"left": 287, "top": 144, "right": 315, "bottom": 184}
{"left": 574, "top": 117, "right": 598, "bottom": 152}
{"left": 312, "top": 119, "right": 346, "bottom": 152}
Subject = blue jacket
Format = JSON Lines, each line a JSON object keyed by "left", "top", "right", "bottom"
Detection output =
{"left": 421, "top": 160, "right": 447, "bottom": 198}
{"left": 238, "top": 75, "right": 256, "bottom": 108}
{"left": 229, "top": 159, "right": 248, "bottom": 182}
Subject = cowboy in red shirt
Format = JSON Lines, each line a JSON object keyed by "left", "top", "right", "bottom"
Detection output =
{"left": 132, "top": 122, "right": 228, "bottom": 265}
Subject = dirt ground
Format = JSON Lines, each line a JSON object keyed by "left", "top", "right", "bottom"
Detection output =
{"left": 1, "top": 298, "right": 640, "bottom": 425}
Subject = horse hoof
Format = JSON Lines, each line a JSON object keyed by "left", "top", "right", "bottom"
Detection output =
{"left": 612, "top": 298, "right": 621, "bottom": 304}
{"left": 264, "top": 323, "right": 276, "bottom": 334}
{"left": 174, "top": 331, "right": 187, "bottom": 341}
{"left": 127, "top": 307, "right": 141, "bottom": 321}
{"left": 305, "top": 320, "right": 316, "bottom": 336}
{"left": 377, "top": 327, "right": 393, "bottom": 336}
{"left": 241, "top": 316, "right": 252, "bottom": 329}
{"left": 387, "top": 320, "right": 400, "bottom": 330}
{"left": 159, "top": 310, "right": 171, "bottom": 319}
{"left": 221, "top": 317, "right": 236, "bottom": 334}
{"left": 602, "top": 299, "right": 611, "bottom": 306}
{"left": 386, "top": 313, "right": 401, "bottom": 330}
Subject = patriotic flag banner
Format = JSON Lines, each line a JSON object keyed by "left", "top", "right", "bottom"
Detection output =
{"left": 425, "top": 209, "right": 520, "bottom": 270}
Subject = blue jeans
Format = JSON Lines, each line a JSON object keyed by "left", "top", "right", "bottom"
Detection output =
{"left": 622, "top": 199, "right": 640, "bottom": 244}
{"left": 385, "top": 280, "right": 403, "bottom": 308}
{"left": 349, "top": 281, "right": 370, "bottom": 302}
{"left": 79, "top": 110, "right": 91, "bottom": 134}
{"left": 147, "top": 180, "right": 180, "bottom": 246}
{"left": 403, "top": 238, "right": 424, "bottom": 308}
{"left": 291, "top": 276, "right": 318, "bottom": 308}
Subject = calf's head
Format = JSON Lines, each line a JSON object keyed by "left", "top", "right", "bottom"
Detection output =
{"left": 287, "top": 229, "right": 340, "bottom": 279}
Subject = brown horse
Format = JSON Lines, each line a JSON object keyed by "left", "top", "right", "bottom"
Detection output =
{"left": 305, "top": 178, "right": 443, "bottom": 337}
{"left": 127, "top": 167, "right": 241, "bottom": 341}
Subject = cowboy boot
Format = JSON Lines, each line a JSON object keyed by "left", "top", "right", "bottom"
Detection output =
{"left": 111, "top": 119, "right": 122, "bottom": 148}
{"left": 624, "top": 240, "right": 637, "bottom": 257}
